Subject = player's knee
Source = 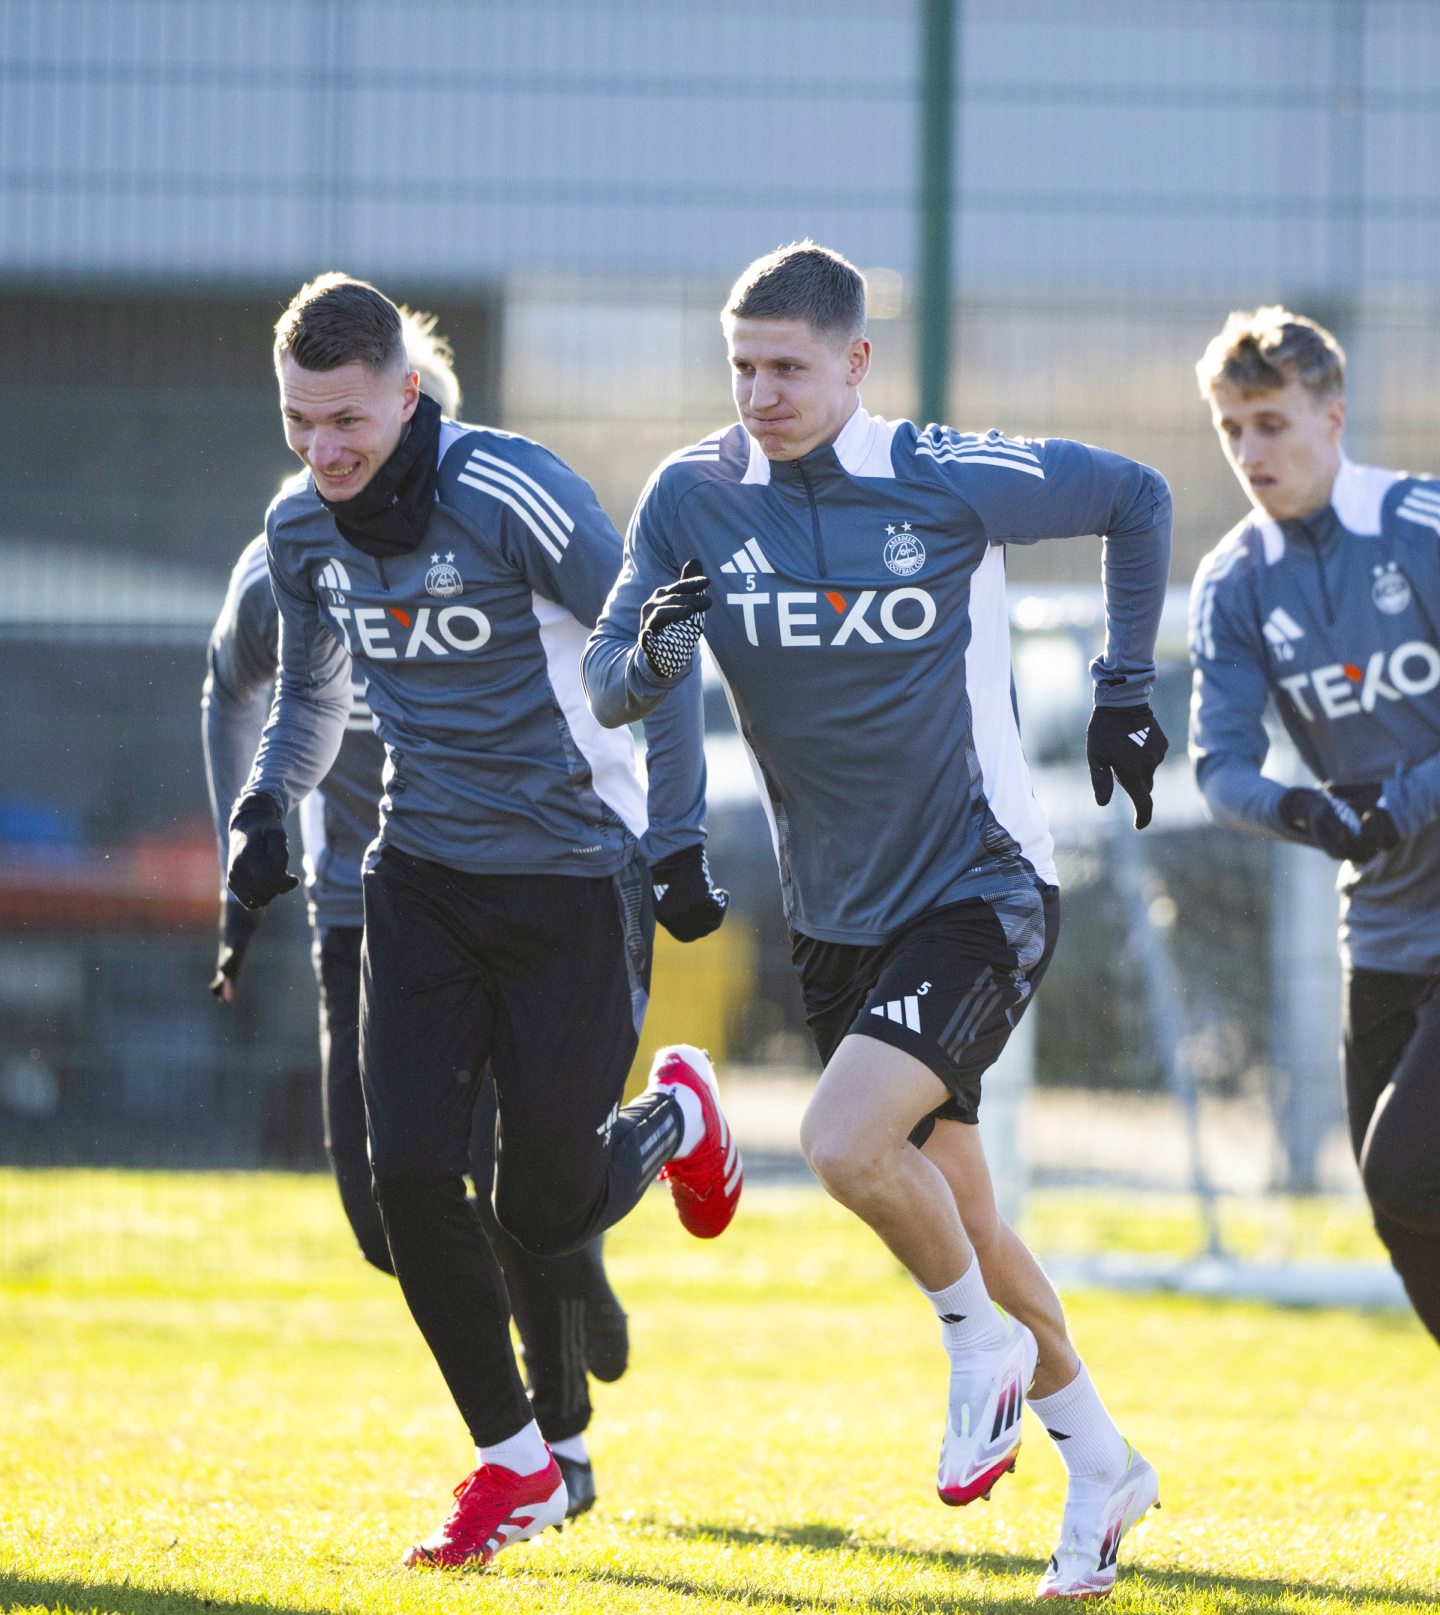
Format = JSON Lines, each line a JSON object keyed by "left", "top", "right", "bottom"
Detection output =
{"left": 801, "top": 1113, "right": 886, "bottom": 1205}
{"left": 370, "top": 1166, "right": 467, "bottom": 1247}
{"left": 491, "top": 1185, "right": 594, "bottom": 1258}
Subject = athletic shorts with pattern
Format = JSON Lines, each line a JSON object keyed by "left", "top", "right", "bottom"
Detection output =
{"left": 792, "top": 881, "right": 1060, "bottom": 1128}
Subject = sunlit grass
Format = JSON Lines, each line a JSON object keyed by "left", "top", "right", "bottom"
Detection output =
{"left": 2, "top": 1171, "right": 1436, "bottom": 1613}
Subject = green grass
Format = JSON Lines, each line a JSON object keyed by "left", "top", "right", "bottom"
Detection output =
{"left": 2, "top": 1171, "right": 1437, "bottom": 1613}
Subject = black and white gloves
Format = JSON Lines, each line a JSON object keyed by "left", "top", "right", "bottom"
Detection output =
{"left": 1086, "top": 704, "right": 1170, "bottom": 830}
{"left": 640, "top": 560, "right": 711, "bottom": 679}
{"left": 1282, "top": 783, "right": 1400, "bottom": 862}
{"left": 226, "top": 793, "right": 299, "bottom": 910}
{"left": 651, "top": 843, "right": 729, "bottom": 942}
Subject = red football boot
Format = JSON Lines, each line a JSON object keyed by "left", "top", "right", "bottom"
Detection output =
{"left": 402, "top": 1455, "right": 568, "bottom": 1570}
{"left": 649, "top": 1044, "right": 742, "bottom": 1239}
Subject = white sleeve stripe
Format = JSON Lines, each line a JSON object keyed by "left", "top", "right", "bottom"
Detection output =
{"left": 1398, "top": 503, "right": 1440, "bottom": 537}
{"left": 457, "top": 472, "right": 566, "bottom": 561}
{"left": 461, "top": 468, "right": 574, "bottom": 562}
{"left": 461, "top": 458, "right": 574, "bottom": 549}
{"left": 916, "top": 448, "right": 1046, "bottom": 479}
{"left": 1194, "top": 542, "right": 1248, "bottom": 660}
{"left": 465, "top": 449, "right": 575, "bottom": 533}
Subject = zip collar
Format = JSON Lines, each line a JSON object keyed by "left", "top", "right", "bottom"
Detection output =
{"left": 1254, "top": 455, "right": 1403, "bottom": 563}
{"left": 741, "top": 398, "right": 889, "bottom": 486}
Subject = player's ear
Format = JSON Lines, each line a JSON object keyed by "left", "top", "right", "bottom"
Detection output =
{"left": 400, "top": 368, "right": 421, "bottom": 421}
{"left": 1325, "top": 392, "right": 1346, "bottom": 440}
{"left": 846, "top": 338, "right": 871, "bottom": 387}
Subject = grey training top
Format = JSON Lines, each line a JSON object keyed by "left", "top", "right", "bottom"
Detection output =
{"left": 240, "top": 419, "right": 707, "bottom": 882}
{"left": 1190, "top": 455, "right": 1440, "bottom": 974}
{"left": 204, "top": 531, "right": 383, "bottom": 931}
{"left": 584, "top": 404, "right": 1172, "bottom": 945}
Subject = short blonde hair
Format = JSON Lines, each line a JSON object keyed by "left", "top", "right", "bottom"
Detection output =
{"left": 400, "top": 306, "right": 462, "bottom": 418}
{"left": 1196, "top": 306, "right": 1345, "bottom": 401}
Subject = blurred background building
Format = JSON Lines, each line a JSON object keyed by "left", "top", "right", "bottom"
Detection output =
{"left": 1, "top": 0, "right": 1435, "bottom": 1203}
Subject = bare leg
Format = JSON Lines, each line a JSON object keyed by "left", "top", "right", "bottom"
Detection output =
{"left": 922, "top": 1116, "right": 1080, "bottom": 1397}
{"left": 799, "top": 1034, "right": 973, "bottom": 1290}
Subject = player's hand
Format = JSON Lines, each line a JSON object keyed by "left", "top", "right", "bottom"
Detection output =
{"left": 640, "top": 559, "right": 711, "bottom": 679}
{"left": 1086, "top": 704, "right": 1169, "bottom": 830}
{"left": 651, "top": 843, "right": 729, "bottom": 941}
{"left": 209, "top": 899, "right": 262, "bottom": 1002}
{"left": 226, "top": 794, "right": 299, "bottom": 910}
{"left": 1323, "top": 780, "right": 1402, "bottom": 860}
{"left": 1279, "top": 785, "right": 1394, "bottom": 861}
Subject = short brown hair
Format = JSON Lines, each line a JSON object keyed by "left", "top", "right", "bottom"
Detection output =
{"left": 1196, "top": 306, "right": 1345, "bottom": 400}
{"left": 274, "top": 272, "right": 406, "bottom": 374}
{"left": 724, "top": 240, "right": 867, "bottom": 341}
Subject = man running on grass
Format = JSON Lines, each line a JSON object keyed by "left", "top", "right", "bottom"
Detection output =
{"left": 584, "top": 240, "right": 1167, "bottom": 1600}
{"left": 226, "top": 272, "right": 739, "bottom": 1570}
{"left": 1191, "top": 306, "right": 1440, "bottom": 1348}
{"left": 203, "top": 307, "right": 671, "bottom": 1521}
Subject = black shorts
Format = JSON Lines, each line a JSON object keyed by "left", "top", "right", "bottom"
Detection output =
{"left": 791, "top": 882, "right": 1060, "bottom": 1126}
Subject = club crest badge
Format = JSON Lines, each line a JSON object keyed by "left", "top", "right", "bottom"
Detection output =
{"left": 1372, "top": 560, "right": 1411, "bottom": 615}
{"left": 425, "top": 551, "right": 463, "bottom": 598}
{"left": 883, "top": 522, "right": 926, "bottom": 576}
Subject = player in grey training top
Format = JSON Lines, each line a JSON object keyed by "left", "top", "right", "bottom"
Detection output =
{"left": 201, "top": 311, "right": 640, "bottom": 1518}
{"left": 225, "top": 273, "right": 740, "bottom": 1571}
{"left": 584, "top": 241, "right": 1169, "bottom": 1601}
{"left": 1190, "top": 306, "right": 1440, "bottom": 1346}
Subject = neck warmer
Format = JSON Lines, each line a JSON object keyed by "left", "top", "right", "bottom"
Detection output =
{"left": 317, "top": 391, "right": 441, "bottom": 558}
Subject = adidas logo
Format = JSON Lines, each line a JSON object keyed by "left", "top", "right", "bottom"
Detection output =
{"left": 1128, "top": 727, "right": 1150, "bottom": 748}
{"left": 1262, "top": 606, "right": 1305, "bottom": 662}
{"left": 719, "top": 537, "right": 775, "bottom": 576}
{"left": 653, "top": 882, "right": 669, "bottom": 902}
{"left": 870, "top": 995, "right": 922, "bottom": 1032}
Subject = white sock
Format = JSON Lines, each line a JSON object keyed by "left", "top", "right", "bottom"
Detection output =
{"left": 549, "top": 1434, "right": 589, "bottom": 1464}
{"left": 1028, "top": 1362, "right": 1129, "bottom": 1485}
{"left": 477, "top": 1418, "right": 549, "bottom": 1476}
{"left": 918, "top": 1254, "right": 1010, "bottom": 1354}
{"left": 662, "top": 1081, "right": 705, "bottom": 1156}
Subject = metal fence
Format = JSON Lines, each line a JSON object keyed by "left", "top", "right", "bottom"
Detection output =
{"left": 2, "top": 0, "right": 1434, "bottom": 1209}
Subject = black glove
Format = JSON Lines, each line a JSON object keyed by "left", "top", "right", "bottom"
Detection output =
{"left": 640, "top": 559, "right": 711, "bottom": 679}
{"left": 1278, "top": 785, "right": 1395, "bottom": 862}
{"left": 209, "top": 899, "right": 262, "bottom": 1000}
{"left": 1323, "top": 780, "right": 1402, "bottom": 859}
{"left": 1086, "top": 704, "right": 1169, "bottom": 830}
{"left": 651, "top": 843, "right": 728, "bottom": 942}
{"left": 226, "top": 793, "right": 299, "bottom": 911}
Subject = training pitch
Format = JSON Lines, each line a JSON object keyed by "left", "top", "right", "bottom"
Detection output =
{"left": 1, "top": 1171, "right": 1436, "bottom": 1614}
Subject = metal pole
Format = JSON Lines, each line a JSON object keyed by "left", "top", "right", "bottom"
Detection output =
{"left": 917, "top": 0, "right": 957, "bottom": 426}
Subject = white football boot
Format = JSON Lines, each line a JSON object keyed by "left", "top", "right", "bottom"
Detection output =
{"left": 1037, "top": 1442, "right": 1160, "bottom": 1600}
{"left": 936, "top": 1313, "right": 1038, "bottom": 1506}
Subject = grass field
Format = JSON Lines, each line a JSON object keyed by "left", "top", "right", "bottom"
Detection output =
{"left": 2, "top": 1171, "right": 1437, "bottom": 1614}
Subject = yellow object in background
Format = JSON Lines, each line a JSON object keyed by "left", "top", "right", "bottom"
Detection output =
{"left": 624, "top": 920, "right": 756, "bottom": 1101}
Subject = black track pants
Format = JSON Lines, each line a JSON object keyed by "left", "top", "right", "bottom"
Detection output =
{"left": 361, "top": 846, "right": 682, "bottom": 1444}
{"left": 315, "top": 923, "right": 606, "bottom": 1438}
{"left": 1343, "top": 965, "right": 1440, "bottom": 1345}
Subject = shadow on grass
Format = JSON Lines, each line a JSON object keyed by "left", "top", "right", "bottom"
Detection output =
{"left": 0, "top": 1574, "right": 323, "bottom": 1615}
{"left": 550, "top": 1518, "right": 1439, "bottom": 1613}
{"left": 9, "top": 1540, "right": 1440, "bottom": 1615}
